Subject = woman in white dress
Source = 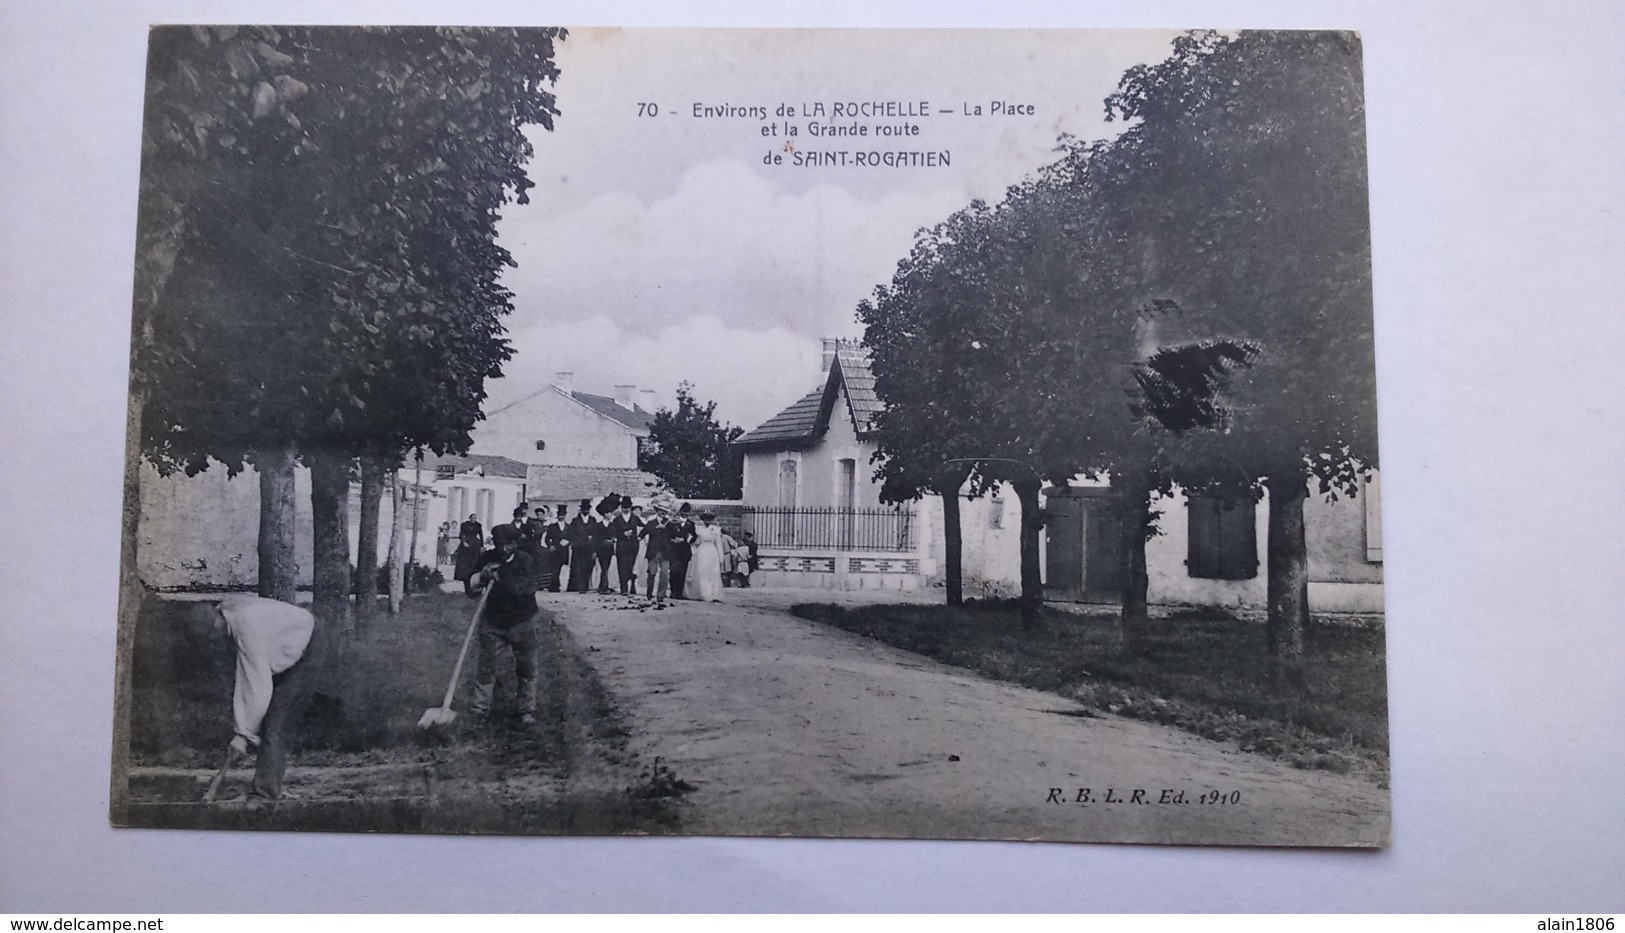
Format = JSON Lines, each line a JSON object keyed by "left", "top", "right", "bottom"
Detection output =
{"left": 685, "top": 512, "right": 726, "bottom": 602}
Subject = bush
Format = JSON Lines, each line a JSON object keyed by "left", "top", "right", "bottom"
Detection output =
{"left": 368, "top": 563, "right": 444, "bottom": 593}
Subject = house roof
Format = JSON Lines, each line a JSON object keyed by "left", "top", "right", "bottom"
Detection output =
{"left": 734, "top": 349, "right": 878, "bottom": 449}
{"left": 834, "top": 349, "right": 882, "bottom": 434}
{"left": 419, "top": 452, "right": 531, "bottom": 480}
{"left": 571, "top": 391, "right": 655, "bottom": 432}
{"left": 524, "top": 464, "right": 666, "bottom": 503}
{"left": 732, "top": 387, "right": 825, "bottom": 448}
{"left": 484, "top": 386, "right": 655, "bottom": 433}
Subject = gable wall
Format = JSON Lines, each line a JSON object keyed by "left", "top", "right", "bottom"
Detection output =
{"left": 471, "top": 389, "right": 638, "bottom": 468}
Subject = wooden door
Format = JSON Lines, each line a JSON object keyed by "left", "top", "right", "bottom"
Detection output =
{"left": 1082, "top": 498, "right": 1124, "bottom": 603}
{"left": 1045, "top": 494, "right": 1084, "bottom": 600}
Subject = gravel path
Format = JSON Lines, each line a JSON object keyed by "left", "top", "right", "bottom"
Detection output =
{"left": 540, "top": 588, "right": 1389, "bottom": 846}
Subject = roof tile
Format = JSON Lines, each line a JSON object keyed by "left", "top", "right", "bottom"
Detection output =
{"left": 733, "top": 387, "right": 824, "bottom": 447}
{"left": 572, "top": 391, "right": 655, "bottom": 431}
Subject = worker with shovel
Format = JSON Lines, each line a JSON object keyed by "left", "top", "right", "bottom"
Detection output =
{"left": 467, "top": 523, "right": 541, "bottom": 726}
{"left": 203, "top": 594, "right": 317, "bottom": 802}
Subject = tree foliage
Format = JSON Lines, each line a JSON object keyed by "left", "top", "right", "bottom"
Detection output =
{"left": 129, "top": 27, "right": 566, "bottom": 633}
{"left": 135, "top": 26, "right": 567, "bottom": 477}
{"left": 859, "top": 31, "right": 1373, "bottom": 651}
{"left": 1099, "top": 30, "right": 1377, "bottom": 496}
{"left": 639, "top": 382, "right": 745, "bottom": 499}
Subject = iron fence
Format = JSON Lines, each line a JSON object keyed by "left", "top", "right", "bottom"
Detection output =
{"left": 741, "top": 506, "right": 916, "bottom": 552}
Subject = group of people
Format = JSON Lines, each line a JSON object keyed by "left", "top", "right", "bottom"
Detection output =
{"left": 199, "top": 494, "right": 767, "bottom": 801}
{"left": 451, "top": 494, "right": 759, "bottom": 608}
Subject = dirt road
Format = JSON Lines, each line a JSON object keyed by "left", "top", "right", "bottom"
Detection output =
{"left": 542, "top": 588, "right": 1389, "bottom": 847}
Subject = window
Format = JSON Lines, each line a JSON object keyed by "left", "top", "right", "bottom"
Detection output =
{"left": 535, "top": 439, "right": 547, "bottom": 451}
{"left": 1363, "top": 472, "right": 1383, "bottom": 563}
{"left": 778, "top": 459, "right": 798, "bottom": 508}
{"left": 1186, "top": 495, "right": 1257, "bottom": 580}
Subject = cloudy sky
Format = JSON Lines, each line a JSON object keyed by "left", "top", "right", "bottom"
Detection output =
{"left": 486, "top": 29, "right": 1181, "bottom": 430}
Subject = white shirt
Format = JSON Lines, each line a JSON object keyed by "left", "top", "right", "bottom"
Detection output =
{"left": 217, "top": 595, "right": 315, "bottom": 746}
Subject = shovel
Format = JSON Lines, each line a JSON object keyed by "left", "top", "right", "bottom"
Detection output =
{"left": 417, "top": 584, "right": 492, "bottom": 730}
{"left": 201, "top": 744, "right": 242, "bottom": 802}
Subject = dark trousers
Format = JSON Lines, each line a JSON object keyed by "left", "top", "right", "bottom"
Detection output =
{"left": 594, "top": 550, "right": 614, "bottom": 593}
{"left": 645, "top": 556, "right": 671, "bottom": 601}
{"left": 546, "top": 548, "right": 568, "bottom": 591}
{"left": 616, "top": 547, "right": 639, "bottom": 593}
{"left": 470, "top": 615, "right": 540, "bottom": 716}
{"left": 670, "top": 554, "right": 691, "bottom": 599}
{"left": 251, "top": 651, "right": 317, "bottom": 800}
{"left": 570, "top": 549, "right": 594, "bottom": 593}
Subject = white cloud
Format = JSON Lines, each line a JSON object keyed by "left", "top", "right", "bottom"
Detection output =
{"left": 498, "top": 158, "right": 967, "bottom": 339}
{"left": 487, "top": 313, "right": 827, "bottom": 432}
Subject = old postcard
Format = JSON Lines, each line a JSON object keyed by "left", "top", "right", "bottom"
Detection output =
{"left": 114, "top": 26, "right": 1387, "bottom": 846}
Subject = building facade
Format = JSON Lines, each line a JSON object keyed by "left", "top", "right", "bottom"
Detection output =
{"left": 734, "top": 339, "right": 1384, "bottom": 613}
{"left": 470, "top": 374, "right": 656, "bottom": 469}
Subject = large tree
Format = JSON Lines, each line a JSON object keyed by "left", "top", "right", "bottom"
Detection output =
{"left": 862, "top": 179, "right": 1147, "bottom": 628}
{"left": 640, "top": 382, "right": 745, "bottom": 499}
{"left": 131, "top": 27, "right": 566, "bottom": 644}
{"left": 1102, "top": 31, "right": 1377, "bottom": 665}
{"left": 859, "top": 202, "right": 1001, "bottom": 606}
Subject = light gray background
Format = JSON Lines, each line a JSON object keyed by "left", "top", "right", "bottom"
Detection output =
{"left": 2, "top": 0, "right": 1621, "bottom": 913}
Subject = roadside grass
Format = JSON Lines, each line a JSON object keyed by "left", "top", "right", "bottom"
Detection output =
{"left": 790, "top": 601, "right": 1389, "bottom": 782}
{"left": 123, "top": 591, "right": 685, "bottom": 833}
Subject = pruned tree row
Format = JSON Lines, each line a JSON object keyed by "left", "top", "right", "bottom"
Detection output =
{"left": 860, "top": 31, "right": 1377, "bottom": 663}
{"left": 127, "top": 27, "right": 567, "bottom": 642}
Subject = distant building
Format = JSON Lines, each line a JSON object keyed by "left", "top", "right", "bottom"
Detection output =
{"left": 470, "top": 372, "right": 656, "bottom": 469}
{"left": 136, "top": 373, "right": 671, "bottom": 591}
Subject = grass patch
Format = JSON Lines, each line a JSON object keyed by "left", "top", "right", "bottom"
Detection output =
{"left": 790, "top": 601, "right": 1389, "bottom": 781}
{"left": 122, "top": 591, "right": 686, "bottom": 833}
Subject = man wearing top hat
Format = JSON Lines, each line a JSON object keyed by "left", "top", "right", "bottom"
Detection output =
{"left": 567, "top": 499, "right": 596, "bottom": 594}
{"left": 590, "top": 495, "right": 620, "bottom": 594}
{"left": 542, "top": 504, "right": 571, "bottom": 592}
{"left": 668, "top": 502, "right": 696, "bottom": 600}
{"left": 521, "top": 506, "right": 549, "bottom": 592}
{"left": 607, "top": 498, "right": 642, "bottom": 595}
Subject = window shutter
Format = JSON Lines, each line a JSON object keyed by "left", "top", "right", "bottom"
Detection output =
{"left": 1363, "top": 472, "right": 1383, "bottom": 563}
{"left": 1187, "top": 495, "right": 1258, "bottom": 580}
{"left": 1219, "top": 498, "right": 1258, "bottom": 580}
{"left": 1187, "top": 497, "right": 1220, "bottom": 578}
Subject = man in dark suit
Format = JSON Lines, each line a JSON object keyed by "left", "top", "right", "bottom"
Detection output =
{"left": 641, "top": 506, "right": 675, "bottom": 606}
{"left": 669, "top": 503, "right": 696, "bottom": 600}
{"left": 567, "top": 499, "right": 596, "bottom": 594}
{"left": 591, "top": 496, "right": 618, "bottom": 594}
{"left": 543, "top": 504, "right": 571, "bottom": 592}
{"left": 521, "top": 506, "right": 549, "bottom": 592}
{"left": 607, "top": 499, "right": 642, "bottom": 595}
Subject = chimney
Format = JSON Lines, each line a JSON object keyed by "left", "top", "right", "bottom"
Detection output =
{"left": 614, "top": 384, "right": 637, "bottom": 410}
{"left": 639, "top": 389, "right": 657, "bottom": 412}
{"left": 821, "top": 337, "right": 840, "bottom": 373}
{"left": 553, "top": 371, "right": 573, "bottom": 394}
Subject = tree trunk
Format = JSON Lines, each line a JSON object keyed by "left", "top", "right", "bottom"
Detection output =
{"left": 354, "top": 455, "right": 389, "bottom": 626}
{"left": 934, "top": 463, "right": 974, "bottom": 605}
{"left": 1012, "top": 476, "right": 1045, "bottom": 630}
{"left": 308, "top": 450, "right": 353, "bottom": 653}
{"left": 405, "top": 453, "right": 424, "bottom": 595}
{"left": 255, "top": 444, "right": 298, "bottom": 603}
{"left": 387, "top": 474, "right": 407, "bottom": 613}
{"left": 1118, "top": 475, "right": 1154, "bottom": 656}
{"left": 1265, "top": 470, "right": 1310, "bottom": 670}
{"left": 111, "top": 389, "right": 147, "bottom": 825}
